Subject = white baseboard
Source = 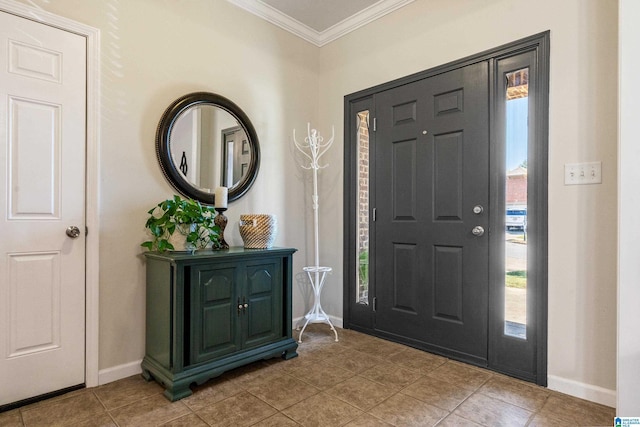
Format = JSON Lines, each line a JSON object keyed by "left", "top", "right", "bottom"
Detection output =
{"left": 547, "top": 374, "right": 616, "bottom": 407}
{"left": 96, "top": 317, "right": 347, "bottom": 386}
{"left": 98, "top": 359, "right": 143, "bottom": 386}
{"left": 288, "top": 319, "right": 616, "bottom": 408}
{"left": 292, "top": 315, "right": 343, "bottom": 330}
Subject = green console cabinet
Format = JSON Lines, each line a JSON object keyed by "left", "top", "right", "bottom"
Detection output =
{"left": 141, "top": 247, "right": 298, "bottom": 401}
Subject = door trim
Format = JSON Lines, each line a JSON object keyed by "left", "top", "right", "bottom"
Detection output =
{"left": 0, "top": 0, "right": 101, "bottom": 388}
{"left": 343, "top": 32, "right": 549, "bottom": 384}
{"left": 488, "top": 38, "right": 550, "bottom": 386}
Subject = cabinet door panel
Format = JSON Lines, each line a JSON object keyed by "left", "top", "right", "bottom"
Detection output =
{"left": 244, "top": 259, "right": 282, "bottom": 348}
{"left": 191, "top": 265, "right": 240, "bottom": 364}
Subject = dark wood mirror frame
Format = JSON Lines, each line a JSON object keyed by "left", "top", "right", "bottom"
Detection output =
{"left": 156, "top": 92, "right": 260, "bottom": 205}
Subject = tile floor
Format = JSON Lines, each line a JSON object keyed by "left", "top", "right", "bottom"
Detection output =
{"left": 0, "top": 325, "right": 616, "bottom": 426}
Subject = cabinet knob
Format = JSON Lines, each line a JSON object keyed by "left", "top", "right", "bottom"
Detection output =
{"left": 238, "top": 298, "right": 249, "bottom": 315}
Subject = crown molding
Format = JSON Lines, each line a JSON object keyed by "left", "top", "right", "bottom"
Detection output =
{"left": 318, "top": 0, "right": 415, "bottom": 46}
{"left": 226, "top": 0, "right": 415, "bottom": 47}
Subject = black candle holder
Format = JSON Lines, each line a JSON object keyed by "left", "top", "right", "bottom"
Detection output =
{"left": 214, "top": 208, "right": 230, "bottom": 250}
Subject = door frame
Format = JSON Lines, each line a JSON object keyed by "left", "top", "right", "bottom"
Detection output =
{"left": 0, "top": 0, "right": 101, "bottom": 388}
{"left": 343, "top": 32, "right": 549, "bottom": 384}
{"left": 488, "top": 43, "right": 550, "bottom": 385}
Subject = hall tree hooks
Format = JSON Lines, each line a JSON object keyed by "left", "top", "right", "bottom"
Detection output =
{"left": 293, "top": 123, "right": 338, "bottom": 342}
{"left": 293, "top": 123, "right": 334, "bottom": 266}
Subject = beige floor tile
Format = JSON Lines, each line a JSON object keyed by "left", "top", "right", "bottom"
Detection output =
{"left": 401, "top": 375, "right": 475, "bottom": 411}
{"left": 478, "top": 375, "right": 550, "bottom": 411}
{"left": 181, "top": 377, "right": 244, "bottom": 411}
{"left": 21, "top": 392, "right": 107, "bottom": 427}
{"left": 71, "top": 412, "right": 118, "bottom": 426}
{"left": 4, "top": 328, "right": 617, "bottom": 427}
{"left": 537, "top": 393, "right": 615, "bottom": 426}
{"left": 246, "top": 373, "right": 320, "bottom": 410}
{"left": 326, "top": 376, "right": 395, "bottom": 411}
{"left": 108, "top": 394, "right": 191, "bottom": 427}
{"left": 436, "top": 413, "right": 483, "bottom": 426}
{"left": 195, "top": 391, "right": 277, "bottom": 427}
{"left": 451, "top": 393, "right": 533, "bottom": 427}
{"left": 526, "top": 412, "right": 567, "bottom": 427}
{"left": 282, "top": 392, "right": 364, "bottom": 427}
{"left": 360, "top": 362, "right": 423, "bottom": 391}
{"left": 426, "top": 361, "right": 493, "bottom": 391}
{"left": 287, "top": 360, "right": 355, "bottom": 389}
{"left": 390, "top": 347, "right": 448, "bottom": 375}
{"left": 251, "top": 413, "right": 301, "bottom": 426}
{"left": 349, "top": 338, "right": 408, "bottom": 358}
{"left": 368, "top": 393, "right": 449, "bottom": 427}
{"left": 94, "top": 374, "right": 163, "bottom": 410}
{"left": 159, "top": 413, "right": 208, "bottom": 426}
{"left": 323, "top": 347, "right": 385, "bottom": 373}
{"left": 17, "top": 388, "right": 89, "bottom": 410}
{"left": 0, "top": 409, "right": 23, "bottom": 427}
{"left": 343, "top": 413, "right": 393, "bottom": 426}
{"left": 275, "top": 350, "right": 327, "bottom": 373}
{"left": 335, "top": 328, "right": 375, "bottom": 343}
{"left": 298, "top": 340, "right": 350, "bottom": 358}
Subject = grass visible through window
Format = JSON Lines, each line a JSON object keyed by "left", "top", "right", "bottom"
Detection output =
{"left": 506, "top": 270, "right": 527, "bottom": 288}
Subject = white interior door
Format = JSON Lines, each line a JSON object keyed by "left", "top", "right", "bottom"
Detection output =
{"left": 0, "top": 11, "right": 86, "bottom": 406}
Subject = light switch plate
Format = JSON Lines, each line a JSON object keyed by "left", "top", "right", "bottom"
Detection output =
{"left": 564, "top": 162, "right": 602, "bottom": 185}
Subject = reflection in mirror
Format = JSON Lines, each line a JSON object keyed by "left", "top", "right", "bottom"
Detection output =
{"left": 156, "top": 92, "right": 260, "bottom": 205}
{"left": 504, "top": 67, "right": 529, "bottom": 340}
{"left": 169, "top": 105, "right": 251, "bottom": 193}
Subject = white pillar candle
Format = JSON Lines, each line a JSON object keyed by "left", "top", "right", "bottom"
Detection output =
{"left": 215, "top": 186, "right": 228, "bottom": 209}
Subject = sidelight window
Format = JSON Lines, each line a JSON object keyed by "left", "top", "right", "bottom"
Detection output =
{"left": 356, "top": 111, "right": 370, "bottom": 305}
{"left": 504, "top": 68, "right": 529, "bottom": 339}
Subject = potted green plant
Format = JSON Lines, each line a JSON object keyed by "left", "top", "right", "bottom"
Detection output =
{"left": 141, "top": 195, "right": 222, "bottom": 252}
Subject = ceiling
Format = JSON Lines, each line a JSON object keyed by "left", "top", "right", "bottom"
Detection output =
{"left": 226, "top": 0, "right": 415, "bottom": 46}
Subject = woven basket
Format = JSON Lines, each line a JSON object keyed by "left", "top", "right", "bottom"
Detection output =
{"left": 238, "top": 214, "right": 277, "bottom": 249}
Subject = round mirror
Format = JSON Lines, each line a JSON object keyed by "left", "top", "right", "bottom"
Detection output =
{"left": 156, "top": 92, "right": 260, "bottom": 205}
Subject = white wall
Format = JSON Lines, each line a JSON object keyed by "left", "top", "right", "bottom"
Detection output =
{"left": 617, "top": 0, "right": 640, "bottom": 415}
{"left": 13, "top": 0, "right": 319, "bottom": 372}
{"left": 317, "top": 0, "right": 618, "bottom": 405}
{"left": 12, "top": 0, "right": 621, "bottom": 407}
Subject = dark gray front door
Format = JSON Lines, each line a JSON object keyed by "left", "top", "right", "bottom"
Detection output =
{"left": 374, "top": 62, "right": 490, "bottom": 362}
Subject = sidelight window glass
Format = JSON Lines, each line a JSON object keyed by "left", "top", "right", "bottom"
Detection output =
{"left": 504, "top": 68, "right": 528, "bottom": 339}
{"left": 356, "top": 111, "right": 370, "bottom": 305}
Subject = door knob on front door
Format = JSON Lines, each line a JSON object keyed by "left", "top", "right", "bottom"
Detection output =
{"left": 66, "top": 226, "right": 81, "bottom": 238}
{"left": 471, "top": 226, "right": 485, "bottom": 237}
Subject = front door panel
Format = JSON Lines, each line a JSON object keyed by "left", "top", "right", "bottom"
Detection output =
{"left": 374, "top": 62, "right": 489, "bottom": 362}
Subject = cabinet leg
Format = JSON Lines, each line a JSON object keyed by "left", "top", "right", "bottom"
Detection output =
{"left": 282, "top": 349, "right": 298, "bottom": 360}
{"left": 164, "top": 386, "right": 193, "bottom": 402}
{"left": 141, "top": 369, "right": 153, "bottom": 382}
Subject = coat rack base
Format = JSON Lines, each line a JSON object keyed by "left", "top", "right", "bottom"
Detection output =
{"left": 297, "top": 266, "right": 339, "bottom": 343}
